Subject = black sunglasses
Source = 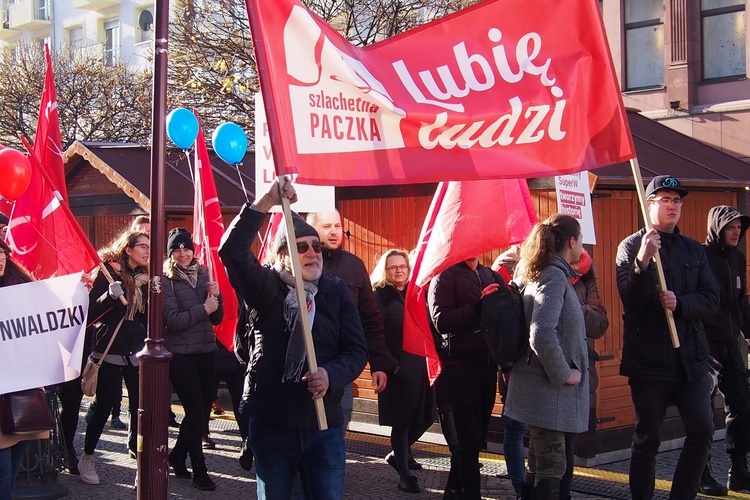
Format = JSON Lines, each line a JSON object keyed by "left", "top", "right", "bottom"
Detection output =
{"left": 296, "top": 241, "right": 323, "bottom": 254}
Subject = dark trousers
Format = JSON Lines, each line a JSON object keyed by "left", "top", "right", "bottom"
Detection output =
{"left": 710, "top": 341, "right": 750, "bottom": 454}
{"left": 84, "top": 360, "right": 139, "bottom": 455}
{"left": 57, "top": 378, "right": 84, "bottom": 454}
{"left": 628, "top": 374, "right": 714, "bottom": 500}
{"left": 213, "top": 366, "right": 246, "bottom": 440}
{"left": 170, "top": 353, "right": 215, "bottom": 470}
{"left": 439, "top": 361, "right": 497, "bottom": 500}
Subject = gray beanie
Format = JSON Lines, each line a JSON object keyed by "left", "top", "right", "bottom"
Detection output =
{"left": 274, "top": 213, "right": 319, "bottom": 254}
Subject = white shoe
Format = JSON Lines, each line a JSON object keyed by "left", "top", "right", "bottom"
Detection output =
{"left": 79, "top": 452, "right": 100, "bottom": 485}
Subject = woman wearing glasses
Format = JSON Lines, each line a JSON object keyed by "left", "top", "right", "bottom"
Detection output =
{"left": 79, "top": 229, "right": 150, "bottom": 486}
{"left": 371, "top": 249, "right": 433, "bottom": 494}
{"left": 162, "top": 228, "right": 223, "bottom": 491}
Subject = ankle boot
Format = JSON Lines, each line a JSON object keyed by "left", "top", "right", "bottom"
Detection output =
{"left": 728, "top": 451, "right": 750, "bottom": 492}
{"left": 520, "top": 472, "right": 535, "bottom": 500}
{"left": 699, "top": 457, "right": 727, "bottom": 496}
{"left": 192, "top": 463, "right": 217, "bottom": 491}
{"left": 168, "top": 451, "right": 191, "bottom": 479}
{"left": 534, "top": 478, "right": 560, "bottom": 500}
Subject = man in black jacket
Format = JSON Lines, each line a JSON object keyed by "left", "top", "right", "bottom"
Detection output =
{"left": 616, "top": 175, "right": 720, "bottom": 500}
{"left": 308, "top": 211, "right": 398, "bottom": 427}
{"left": 703, "top": 205, "right": 750, "bottom": 494}
{"left": 428, "top": 258, "right": 501, "bottom": 500}
{"left": 219, "top": 180, "right": 368, "bottom": 498}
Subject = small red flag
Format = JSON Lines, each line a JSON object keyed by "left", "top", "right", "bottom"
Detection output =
{"left": 193, "top": 125, "right": 239, "bottom": 351}
{"left": 402, "top": 179, "right": 537, "bottom": 383}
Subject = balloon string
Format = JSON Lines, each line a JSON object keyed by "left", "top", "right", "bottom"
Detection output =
{"left": 235, "top": 163, "right": 250, "bottom": 203}
{"left": 184, "top": 152, "right": 195, "bottom": 184}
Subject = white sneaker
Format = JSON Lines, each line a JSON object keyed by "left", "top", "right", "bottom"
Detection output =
{"left": 79, "top": 452, "right": 100, "bottom": 485}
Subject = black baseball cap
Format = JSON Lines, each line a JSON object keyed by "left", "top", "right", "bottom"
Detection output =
{"left": 645, "top": 175, "right": 688, "bottom": 198}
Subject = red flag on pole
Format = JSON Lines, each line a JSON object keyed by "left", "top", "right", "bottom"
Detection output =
{"left": 7, "top": 141, "right": 98, "bottom": 279}
{"left": 402, "top": 179, "right": 537, "bottom": 383}
{"left": 193, "top": 126, "right": 239, "bottom": 351}
{"left": 34, "top": 44, "right": 67, "bottom": 201}
{"left": 245, "top": 0, "right": 634, "bottom": 186}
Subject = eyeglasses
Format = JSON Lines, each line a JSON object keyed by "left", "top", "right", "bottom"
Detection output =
{"left": 387, "top": 264, "right": 409, "bottom": 272}
{"left": 133, "top": 243, "right": 150, "bottom": 251}
{"left": 296, "top": 241, "right": 323, "bottom": 254}
{"left": 649, "top": 197, "right": 683, "bottom": 207}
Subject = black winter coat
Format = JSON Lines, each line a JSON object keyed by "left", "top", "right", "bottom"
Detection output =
{"left": 162, "top": 265, "right": 223, "bottom": 355}
{"left": 428, "top": 261, "right": 501, "bottom": 365}
{"left": 88, "top": 263, "right": 148, "bottom": 357}
{"left": 616, "top": 227, "right": 719, "bottom": 382}
{"left": 321, "top": 247, "right": 399, "bottom": 375}
{"left": 703, "top": 205, "right": 750, "bottom": 344}
{"left": 219, "top": 204, "right": 368, "bottom": 429}
{"left": 375, "top": 285, "right": 431, "bottom": 427}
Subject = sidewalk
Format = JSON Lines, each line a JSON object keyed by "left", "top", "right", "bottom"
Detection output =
{"left": 41, "top": 396, "right": 742, "bottom": 499}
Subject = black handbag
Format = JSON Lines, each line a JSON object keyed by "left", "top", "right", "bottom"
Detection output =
{"left": 0, "top": 388, "right": 54, "bottom": 434}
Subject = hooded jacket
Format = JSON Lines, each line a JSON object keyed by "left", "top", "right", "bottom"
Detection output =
{"left": 703, "top": 205, "right": 750, "bottom": 344}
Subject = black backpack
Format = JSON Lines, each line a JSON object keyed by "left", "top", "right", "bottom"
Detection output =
{"left": 480, "top": 279, "right": 529, "bottom": 368}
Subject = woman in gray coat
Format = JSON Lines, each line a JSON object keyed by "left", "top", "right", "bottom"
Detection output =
{"left": 163, "top": 228, "right": 223, "bottom": 491}
{"left": 504, "top": 214, "right": 589, "bottom": 500}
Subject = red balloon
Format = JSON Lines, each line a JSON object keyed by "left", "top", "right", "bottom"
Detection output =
{"left": 0, "top": 148, "right": 32, "bottom": 201}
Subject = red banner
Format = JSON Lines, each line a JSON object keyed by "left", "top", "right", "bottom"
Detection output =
{"left": 34, "top": 44, "right": 67, "bottom": 201}
{"left": 245, "top": 0, "right": 634, "bottom": 186}
{"left": 193, "top": 126, "right": 239, "bottom": 351}
{"left": 7, "top": 142, "right": 98, "bottom": 279}
{"left": 402, "top": 179, "right": 537, "bottom": 383}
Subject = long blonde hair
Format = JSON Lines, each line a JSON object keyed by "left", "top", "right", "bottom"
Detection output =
{"left": 371, "top": 249, "right": 411, "bottom": 289}
{"left": 516, "top": 214, "right": 580, "bottom": 284}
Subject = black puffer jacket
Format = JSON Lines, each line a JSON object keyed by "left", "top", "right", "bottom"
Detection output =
{"left": 219, "top": 204, "right": 368, "bottom": 429}
{"left": 162, "top": 264, "right": 223, "bottom": 355}
{"left": 428, "top": 261, "right": 501, "bottom": 364}
{"left": 616, "top": 227, "right": 719, "bottom": 382}
{"left": 703, "top": 205, "right": 750, "bottom": 344}
{"left": 321, "top": 247, "right": 398, "bottom": 374}
{"left": 87, "top": 263, "right": 148, "bottom": 356}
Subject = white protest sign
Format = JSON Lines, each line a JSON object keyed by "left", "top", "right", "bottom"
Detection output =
{"left": 255, "top": 92, "right": 335, "bottom": 213}
{"left": 555, "top": 172, "right": 596, "bottom": 245}
{"left": 0, "top": 272, "right": 89, "bottom": 394}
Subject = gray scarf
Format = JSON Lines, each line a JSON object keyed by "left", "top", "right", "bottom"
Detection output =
{"left": 277, "top": 268, "right": 318, "bottom": 383}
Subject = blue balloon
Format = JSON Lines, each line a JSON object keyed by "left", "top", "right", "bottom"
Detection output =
{"left": 166, "top": 108, "right": 199, "bottom": 149}
{"left": 212, "top": 122, "right": 248, "bottom": 165}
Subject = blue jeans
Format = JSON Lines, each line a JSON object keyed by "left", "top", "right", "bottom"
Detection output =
{"left": 250, "top": 420, "right": 345, "bottom": 500}
{"left": 0, "top": 441, "right": 29, "bottom": 500}
{"left": 502, "top": 414, "right": 527, "bottom": 491}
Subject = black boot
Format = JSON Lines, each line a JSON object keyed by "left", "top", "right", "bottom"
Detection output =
{"left": 192, "top": 462, "right": 217, "bottom": 491}
{"left": 168, "top": 451, "right": 191, "bottom": 479}
{"left": 728, "top": 452, "right": 750, "bottom": 492}
{"left": 520, "top": 472, "right": 535, "bottom": 500}
{"left": 699, "top": 458, "right": 727, "bottom": 496}
{"left": 534, "top": 478, "right": 560, "bottom": 500}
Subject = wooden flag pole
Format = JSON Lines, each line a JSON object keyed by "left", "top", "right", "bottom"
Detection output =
{"left": 277, "top": 175, "right": 328, "bottom": 430}
{"left": 629, "top": 158, "right": 680, "bottom": 349}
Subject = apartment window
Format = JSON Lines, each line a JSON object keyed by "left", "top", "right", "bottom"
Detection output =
{"left": 624, "top": 0, "right": 665, "bottom": 90}
{"left": 36, "top": 0, "right": 49, "bottom": 21}
{"left": 103, "top": 19, "right": 119, "bottom": 66}
{"left": 68, "top": 26, "right": 83, "bottom": 59}
{"left": 702, "top": 0, "right": 746, "bottom": 80}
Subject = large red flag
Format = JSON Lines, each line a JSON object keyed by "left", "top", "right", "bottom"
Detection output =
{"left": 245, "top": 0, "right": 634, "bottom": 186}
{"left": 7, "top": 144, "right": 98, "bottom": 279}
{"left": 34, "top": 44, "right": 67, "bottom": 201}
{"left": 193, "top": 126, "right": 239, "bottom": 351}
{"left": 402, "top": 179, "right": 537, "bottom": 383}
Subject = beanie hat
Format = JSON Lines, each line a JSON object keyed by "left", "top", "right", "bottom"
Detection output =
{"left": 273, "top": 213, "right": 319, "bottom": 255}
{"left": 167, "top": 227, "right": 194, "bottom": 255}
